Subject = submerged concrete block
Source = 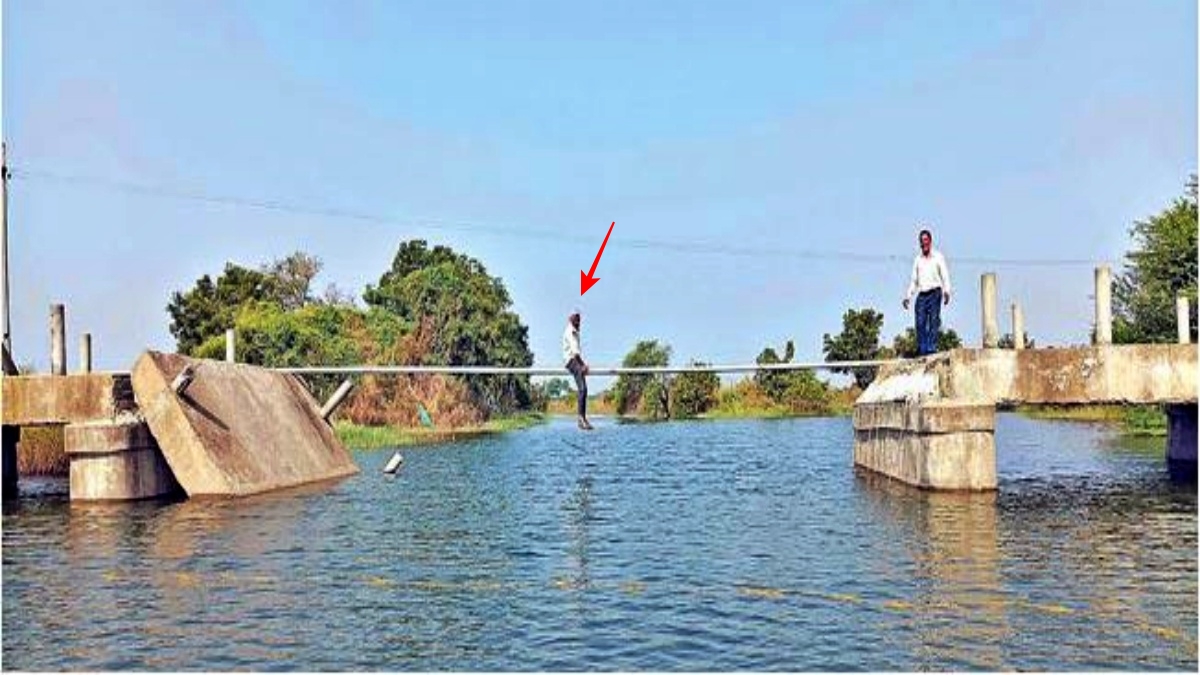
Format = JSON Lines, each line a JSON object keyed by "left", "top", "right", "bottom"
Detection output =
{"left": 65, "top": 418, "right": 179, "bottom": 501}
{"left": 853, "top": 400, "right": 996, "bottom": 491}
{"left": 131, "top": 352, "right": 358, "bottom": 497}
{"left": 1166, "top": 403, "right": 1197, "bottom": 466}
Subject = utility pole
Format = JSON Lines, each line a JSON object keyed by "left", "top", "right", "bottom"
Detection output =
{"left": 1, "top": 141, "right": 15, "bottom": 375}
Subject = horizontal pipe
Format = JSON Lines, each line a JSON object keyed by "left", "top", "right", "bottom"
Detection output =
{"left": 276, "top": 359, "right": 901, "bottom": 377}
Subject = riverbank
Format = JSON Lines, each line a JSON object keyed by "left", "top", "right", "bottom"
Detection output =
{"left": 334, "top": 412, "right": 547, "bottom": 450}
{"left": 1014, "top": 404, "right": 1167, "bottom": 436}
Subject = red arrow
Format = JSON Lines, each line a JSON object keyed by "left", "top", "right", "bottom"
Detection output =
{"left": 580, "top": 221, "right": 615, "bottom": 295}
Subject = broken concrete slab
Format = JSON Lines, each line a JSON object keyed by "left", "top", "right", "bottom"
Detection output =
{"left": 131, "top": 351, "right": 358, "bottom": 498}
{"left": 1, "top": 373, "right": 136, "bottom": 425}
{"left": 866, "top": 345, "right": 1198, "bottom": 406}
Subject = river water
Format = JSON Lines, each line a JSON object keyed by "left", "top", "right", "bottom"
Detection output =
{"left": 2, "top": 415, "right": 1196, "bottom": 670}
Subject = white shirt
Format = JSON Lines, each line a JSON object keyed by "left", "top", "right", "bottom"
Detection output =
{"left": 905, "top": 249, "right": 951, "bottom": 300}
{"left": 562, "top": 323, "right": 581, "bottom": 365}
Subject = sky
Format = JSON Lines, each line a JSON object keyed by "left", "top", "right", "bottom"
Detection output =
{"left": 1, "top": 0, "right": 1196, "bottom": 376}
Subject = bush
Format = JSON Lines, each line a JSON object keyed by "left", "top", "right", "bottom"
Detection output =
{"left": 670, "top": 364, "right": 720, "bottom": 419}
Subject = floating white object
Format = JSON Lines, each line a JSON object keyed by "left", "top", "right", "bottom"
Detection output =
{"left": 383, "top": 451, "right": 404, "bottom": 474}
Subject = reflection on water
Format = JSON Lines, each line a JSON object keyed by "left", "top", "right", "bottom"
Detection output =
{"left": 3, "top": 414, "right": 1196, "bottom": 670}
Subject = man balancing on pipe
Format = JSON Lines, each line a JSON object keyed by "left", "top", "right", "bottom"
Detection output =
{"left": 902, "top": 227, "right": 952, "bottom": 356}
{"left": 563, "top": 311, "right": 594, "bottom": 430}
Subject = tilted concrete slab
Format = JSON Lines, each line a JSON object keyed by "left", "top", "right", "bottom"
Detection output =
{"left": 865, "top": 345, "right": 1197, "bottom": 405}
{"left": 131, "top": 352, "right": 358, "bottom": 497}
{"left": 1, "top": 373, "right": 137, "bottom": 425}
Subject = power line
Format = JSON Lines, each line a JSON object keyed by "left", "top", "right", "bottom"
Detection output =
{"left": 11, "top": 167, "right": 1109, "bottom": 267}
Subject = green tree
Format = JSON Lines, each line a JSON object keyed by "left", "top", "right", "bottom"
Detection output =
{"left": 612, "top": 340, "right": 672, "bottom": 417}
{"left": 194, "top": 302, "right": 406, "bottom": 401}
{"left": 998, "top": 332, "right": 1036, "bottom": 349}
{"left": 755, "top": 340, "right": 796, "bottom": 401}
{"left": 363, "top": 240, "right": 534, "bottom": 413}
{"left": 887, "top": 327, "right": 963, "bottom": 359}
{"left": 167, "top": 263, "right": 281, "bottom": 355}
{"left": 670, "top": 363, "right": 720, "bottom": 419}
{"left": 755, "top": 340, "right": 831, "bottom": 411}
{"left": 265, "top": 251, "right": 323, "bottom": 311}
{"left": 822, "top": 308, "right": 885, "bottom": 388}
{"left": 1114, "top": 178, "right": 1198, "bottom": 344}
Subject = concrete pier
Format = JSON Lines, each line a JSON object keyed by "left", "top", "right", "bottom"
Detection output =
{"left": 50, "top": 303, "right": 66, "bottom": 375}
{"left": 1177, "top": 296, "right": 1190, "bottom": 345}
{"left": 1094, "top": 266, "right": 1112, "bottom": 345}
{"left": 225, "top": 328, "right": 236, "bottom": 363}
{"left": 854, "top": 400, "right": 996, "bottom": 490}
{"left": 64, "top": 418, "right": 180, "bottom": 501}
{"left": 980, "top": 273, "right": 999, "bottom": 348}
{"left": 1166, "top": 404, "right": 1197, "bottom": 480}
{"left": 79, "top": 333, "right": 92, "bottom": 373}
{"left": 2, "top": 425, "right": 18, "bottom": 499}
{"left": 1011, "top": 303, "right": 1025, "bottom": 350}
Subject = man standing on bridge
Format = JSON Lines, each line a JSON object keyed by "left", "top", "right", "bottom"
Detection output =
{"left": 902, "top": 228, "right": 952, "bottom": 356}
{"left": 563, "top": 311, "right": 594, "bottom": 430}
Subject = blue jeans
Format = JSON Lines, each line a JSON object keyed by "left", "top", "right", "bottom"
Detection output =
{"left": 566, "top": 356, "right": 588, "bottom": 417}
{"left": 915, "top": 288, "right": 943, "bottom": 356}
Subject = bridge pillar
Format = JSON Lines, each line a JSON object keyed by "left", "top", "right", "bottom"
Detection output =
{"left": 1166, "top": 403, "right": 1197, "bottom": 480}
{"left": 64, "top": 419, "right": 180, "bottom": 501}
{"left": 853, "top": 400, "right": 996, "bottom": 490}
{"left": 2, "top": 425, "right": 18, "bottom": 499}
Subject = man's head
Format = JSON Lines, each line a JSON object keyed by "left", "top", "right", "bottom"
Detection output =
{"left": 569, "top": 311, "right": 581, "bottom": 329}
{"left": 918, "top": 228, "right": 933, "bottom": 255}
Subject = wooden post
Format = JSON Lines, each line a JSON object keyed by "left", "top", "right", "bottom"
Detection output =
{"left": 225, "top": 328, "right": 236, "bottom": 363}
{"left": 1177, "top": 296, "right": 1191, "bottom": 345}
{"left": 50, "top": 303, "right": 66, "bottom": 375}
{"left": 79, "top": 333, "right": 92, "bottom": 373}
{"left": 320, "top": 378, "right": 356, "bottom": 421}
{"left": 980, "top": 273, "right": 999, "bottom": 348}
{"left": 1012, "top": 303, "right": 1025, "bottom": 350}
{"left": 1094, "top": 265, "right": 1112, "bottom": 345}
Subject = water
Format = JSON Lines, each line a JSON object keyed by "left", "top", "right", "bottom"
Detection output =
{"left": 3, "top": 415, "right": 1196, "bottom": 670}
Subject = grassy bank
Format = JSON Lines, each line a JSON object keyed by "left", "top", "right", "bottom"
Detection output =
{"left": 335, "top": 412, "right": 547, "bottom": 450}
{"left": 1014, "top": 404, "right": 1168, "bottom": 437}
{"left": 14, "top": 425, "right": 67, "bottom": 475}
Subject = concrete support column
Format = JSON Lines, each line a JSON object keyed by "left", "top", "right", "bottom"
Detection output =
{"left": 50, "top": 303, "right": 66, "bottom": 375}
{"left": 980, "top": 273, "right": 999, "bottom": 348}
{"left": 2, "top": 425, "right": 18, "bottom": 499}
{"left": 79, "top": 333, "right": 92, "bottom": 374}
{"left": 1094, "top": 266, "right": 1112, "bottom": 345}
{"left": 225, "top": 328, "right": 236, "bottom": 363}
{"left": 1166, "top": 403, "right": 1197, "bottom": 481}
{"left": 1011, "top": 303, "right": 1025, "bottom": 350}
{"left": 64, "top": 419, "right": 180, "bottom": 501}
{"left": 853, "top": 400, "right": 997, "bottom": 490}
{"left": 1177, "top": 296, "right": 1190, "bottom": 345}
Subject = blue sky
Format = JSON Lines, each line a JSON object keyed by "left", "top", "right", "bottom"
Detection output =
{"left": 2, "top": 0, "right": 1196, "bottom": 374}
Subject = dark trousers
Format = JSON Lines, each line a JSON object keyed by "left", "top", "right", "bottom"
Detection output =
{"left": 566, "top": 356, "right": 588, "bottom": 417}
{"left": 915, "top": 288, "right": 943, "bottom": 356}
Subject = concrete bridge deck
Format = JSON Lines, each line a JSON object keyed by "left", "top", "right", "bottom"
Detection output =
{"left": 854, "top": 345, "right": 1198, "bottom": 490}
